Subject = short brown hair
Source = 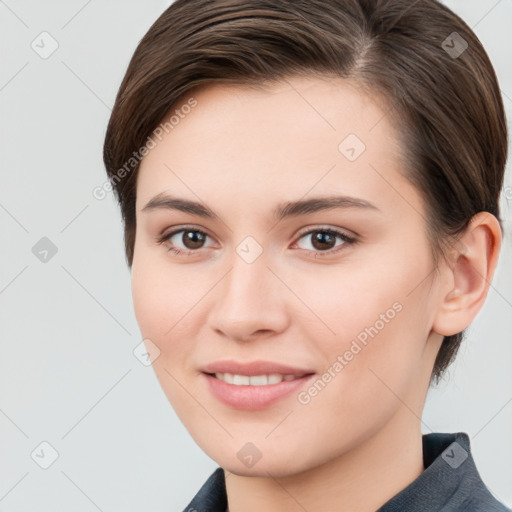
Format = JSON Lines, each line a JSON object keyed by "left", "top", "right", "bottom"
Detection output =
{"left": 103, "top": 0, "right": 508, "bottom": 384}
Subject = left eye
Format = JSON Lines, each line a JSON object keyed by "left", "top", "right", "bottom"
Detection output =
{"left": 294, "top": 228, "right": 356, "bottom": 255}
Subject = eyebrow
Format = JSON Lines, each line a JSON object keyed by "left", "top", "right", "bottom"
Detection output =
{"left": 141, "top": 192, "right": 379, "bottom": 221}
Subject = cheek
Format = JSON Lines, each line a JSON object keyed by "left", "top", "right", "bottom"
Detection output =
{"left": 297, "top": 247, "right": 432, "bottom": 400}
{"left": 292, "top": 251, "right": 418, "bottom": 348}
{"left": 131, "top": 249, "right": 201, "bottom": 341}
{"left": 131, "top": 257, "right": 166, "bottom": 340}
{"left": 131, "top": 258, "right": 203, "bottom": 412}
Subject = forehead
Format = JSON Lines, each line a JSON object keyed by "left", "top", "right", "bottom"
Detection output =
{"left": 135, "top": 76, "right": 412, "bottom": 216}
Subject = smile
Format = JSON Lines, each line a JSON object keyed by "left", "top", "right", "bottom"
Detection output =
{"left": 213, "top": 372, "right": 304, "bottom": 385}
{"left": 203, "top": 372, "right": 315, "bottom": 410}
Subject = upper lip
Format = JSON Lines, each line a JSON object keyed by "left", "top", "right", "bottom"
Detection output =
{"left": 201, "top": 360, "right": 315, "bottom": 377}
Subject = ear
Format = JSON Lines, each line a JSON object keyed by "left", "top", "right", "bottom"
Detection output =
{"left": 432, "top": 212, "right": 502, "bottom": 337}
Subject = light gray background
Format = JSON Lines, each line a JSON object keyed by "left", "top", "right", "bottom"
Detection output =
{"left": 0, "top": 1, "right": 511, "bottom": 510}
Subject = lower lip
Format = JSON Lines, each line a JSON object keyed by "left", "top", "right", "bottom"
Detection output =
{"left": 202, "top": 373, "right": 315, "bottom": 410}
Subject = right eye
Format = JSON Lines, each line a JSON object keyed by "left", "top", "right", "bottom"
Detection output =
{"left": 156, "top": 227, "right": 214, "bottom": 255}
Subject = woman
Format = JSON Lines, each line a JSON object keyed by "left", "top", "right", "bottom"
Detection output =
{"left": 103, "top": 0, "right": 510, "bottom": 510}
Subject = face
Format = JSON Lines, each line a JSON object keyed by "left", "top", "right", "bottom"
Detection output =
{"left": 132, "top": 76, "right": 445, "bottom": 476}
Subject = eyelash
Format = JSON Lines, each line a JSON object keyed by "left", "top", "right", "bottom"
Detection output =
{"left": 156, "top": 225, "right": 358, "bottom": 258}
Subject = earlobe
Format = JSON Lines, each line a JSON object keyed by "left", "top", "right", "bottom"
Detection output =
{"left": 432, "top": 212, "right": 502, "bottom": 337}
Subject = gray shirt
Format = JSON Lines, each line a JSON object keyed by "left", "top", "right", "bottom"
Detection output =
{"left": 182, "top": 432, "right": 510, "bottom": 511}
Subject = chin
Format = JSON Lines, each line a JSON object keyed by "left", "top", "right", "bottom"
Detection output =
{"left": 204, "top": 441, "right": 322, "bottom": 479}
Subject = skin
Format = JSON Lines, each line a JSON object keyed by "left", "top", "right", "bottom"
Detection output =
{"left": 131, "top": 76, "right": 501, "bottom": 512}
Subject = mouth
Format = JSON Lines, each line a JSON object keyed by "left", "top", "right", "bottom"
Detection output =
{"left": 201, "top": 369, "right": 316, "bottom": 410}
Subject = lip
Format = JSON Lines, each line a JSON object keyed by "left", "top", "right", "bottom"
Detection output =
{"left": 202, "top": 373, "right": 315, "bottom": 410}
{"left": 200, "top": 360, "right": 316, "bottom": 410}
{"left": 201, "top": 359, "right": 314, "bottom": 377}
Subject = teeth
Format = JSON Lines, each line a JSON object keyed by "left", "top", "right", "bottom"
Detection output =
{"left": 268, "top": 374, "right": 282, "bottom": 384}
{"left": 214, "top": 373, "right": 300, "bottom": 385}
{"left": 233, "top": 374, "right": 250, "bottom": 385}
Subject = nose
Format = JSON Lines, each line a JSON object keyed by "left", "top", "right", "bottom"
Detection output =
{"left": 207, "top": 247, "right": 290, "bottom": 342}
